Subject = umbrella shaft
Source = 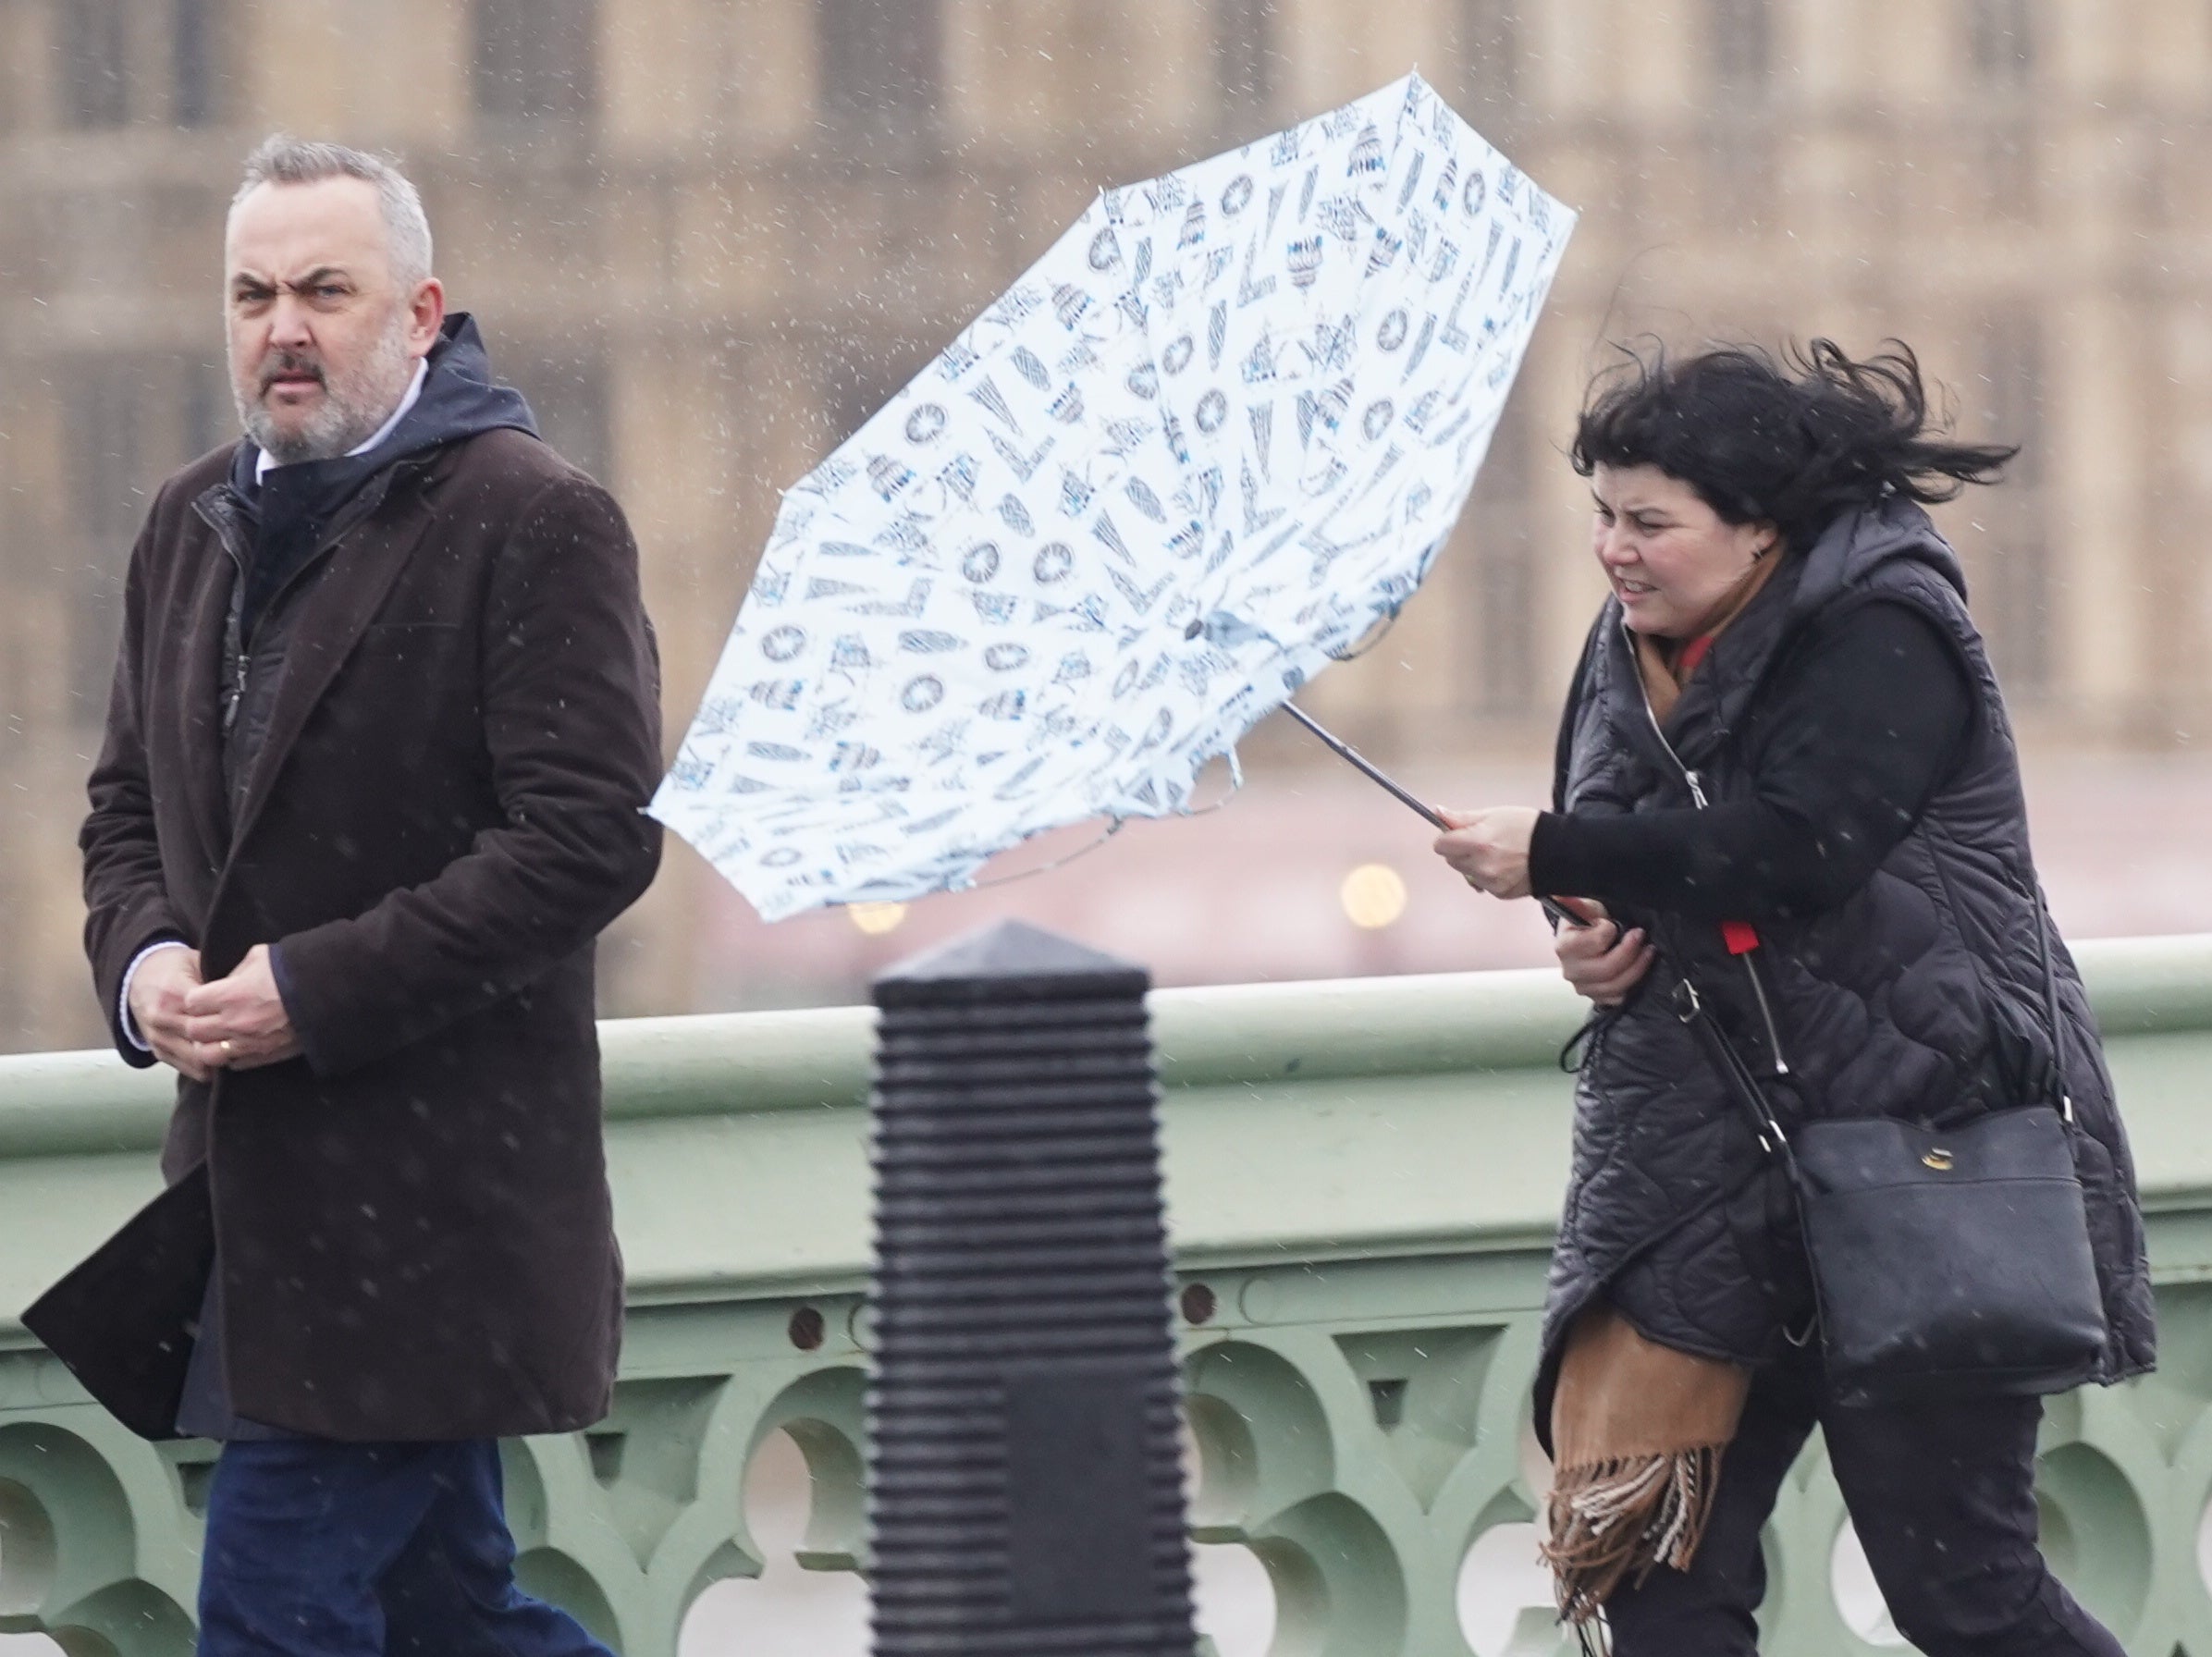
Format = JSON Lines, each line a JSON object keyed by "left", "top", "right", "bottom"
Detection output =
{"left": 1281, "top": 703, "right": 1449, "bottom": 830}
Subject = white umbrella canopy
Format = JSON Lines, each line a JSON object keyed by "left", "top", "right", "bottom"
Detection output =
{"left": 653, "top": 71, "right": 1576, "bottom": 921}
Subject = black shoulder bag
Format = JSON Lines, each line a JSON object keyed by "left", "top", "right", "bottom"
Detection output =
{"left": 1677, "top": 902, "right": 2108, "bottom": 1404}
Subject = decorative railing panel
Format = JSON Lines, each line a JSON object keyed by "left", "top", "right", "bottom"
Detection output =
{"left": 5, "top": 937, "right": 2212, "bottom": 1654}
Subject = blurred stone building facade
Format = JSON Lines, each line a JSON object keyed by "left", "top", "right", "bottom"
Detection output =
{"left": 0, "top": 0, "right": 2206, "bottom": 1049}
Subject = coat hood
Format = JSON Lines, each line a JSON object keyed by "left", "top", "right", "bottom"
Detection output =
{"left": 227, "top": 312, "right": 540, "bottom": 501}
{"left": 1788, "top": 497, "right": 1967, "bottom": 622}
{"left": 225, "top": 313, "right": 541, "bottom": 637}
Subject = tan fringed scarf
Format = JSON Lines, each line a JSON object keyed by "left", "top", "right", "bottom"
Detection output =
{"left": 1542, "top": 1309, "right": 1751, "bottom": 1632}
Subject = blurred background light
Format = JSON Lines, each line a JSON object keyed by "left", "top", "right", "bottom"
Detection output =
{"left": 1340, "top": 864, "right": 1409, "bottom": 931}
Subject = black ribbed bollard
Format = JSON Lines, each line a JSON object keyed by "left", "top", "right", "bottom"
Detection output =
{"left": 866, "top": 919, "right": 1197, "bottom": 1657}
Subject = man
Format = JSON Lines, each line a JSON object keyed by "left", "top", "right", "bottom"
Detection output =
{"left": 31, "top": 136, "right": 662, "bottom": 1653}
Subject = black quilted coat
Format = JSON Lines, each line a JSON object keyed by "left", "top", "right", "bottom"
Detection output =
{"left": 1534, "top": 500, "right": 2157, "bottom": 1430}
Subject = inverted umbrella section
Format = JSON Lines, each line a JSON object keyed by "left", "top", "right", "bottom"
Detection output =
{"left": 654, "top": 70, "right": 1576, "bottom": 921}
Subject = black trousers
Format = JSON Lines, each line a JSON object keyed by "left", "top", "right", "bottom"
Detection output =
{"left": 1606, "top": 1343, "right": 2125, "bottom": 1656}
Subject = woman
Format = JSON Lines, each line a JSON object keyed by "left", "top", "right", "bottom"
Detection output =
{"left": 1436, "top": 341, "right": 2154, "bottom": 1656}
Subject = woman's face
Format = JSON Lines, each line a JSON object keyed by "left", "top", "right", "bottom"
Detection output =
{"left": 1590, "top": 463, "right": 1777, "bottom": 639}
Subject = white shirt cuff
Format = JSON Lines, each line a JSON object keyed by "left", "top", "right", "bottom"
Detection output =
{"left": 119, "top": 940, "right": 191, "bottom": 1051}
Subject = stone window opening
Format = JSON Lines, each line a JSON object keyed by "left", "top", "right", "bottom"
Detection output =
{"left": 472, "top": 0, "right": 600, "bottom": 126}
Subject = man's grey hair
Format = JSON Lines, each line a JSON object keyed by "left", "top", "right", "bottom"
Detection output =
{"left": 230, "top": 135, "right": 434, "bottom": 288}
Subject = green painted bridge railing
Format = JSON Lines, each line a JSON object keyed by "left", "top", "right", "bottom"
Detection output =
{"left": 6, "top": 936, "right": 2212, "bottom": 1654}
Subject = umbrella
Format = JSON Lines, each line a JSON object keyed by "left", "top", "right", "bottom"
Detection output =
{"left": 652, "top": 71, "right": 1576, "bottom": 920}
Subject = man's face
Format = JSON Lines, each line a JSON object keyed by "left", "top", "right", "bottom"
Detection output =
{"left": 224, "top": 177, "right": 439, "bottom": 463}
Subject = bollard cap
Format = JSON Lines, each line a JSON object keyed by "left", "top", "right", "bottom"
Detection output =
{"left": 873, "top": 919, "right": 1149, "bottom": 1008}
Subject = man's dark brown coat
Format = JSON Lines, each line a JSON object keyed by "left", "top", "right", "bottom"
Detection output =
{"left": 56, "top": 426, "right": 663, "bottom": 1442}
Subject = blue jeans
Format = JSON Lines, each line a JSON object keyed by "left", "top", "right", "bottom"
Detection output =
{"left": 199, "top": 1438, "right": 611, "bottom": 1656}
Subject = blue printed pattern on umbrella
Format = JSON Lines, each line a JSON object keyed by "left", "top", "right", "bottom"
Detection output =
{"left": 654, "top": 73, "right": 1576, "bottom": 920}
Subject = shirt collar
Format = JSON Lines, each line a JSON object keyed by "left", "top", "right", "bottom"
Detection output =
{"left": 253, "top": 357, "right": 429, "bottom": 484}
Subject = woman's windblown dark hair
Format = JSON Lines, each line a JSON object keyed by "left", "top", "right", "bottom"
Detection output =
{"left": 1569, "top": 339, "right": 2017, "bottom": 551}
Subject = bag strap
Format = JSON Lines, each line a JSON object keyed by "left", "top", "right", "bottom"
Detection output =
{"left": 1681, "top": 897, "right": 2074, "bottom": 1143}
{"left": 1672, "top": 976, "right": 1794, "bottom": 1166}
{"left": 2027, "top": 878, "right": 2075, "bottom": 1123}
{"left": 1681, "top": 887, "right": 2074, "bottom": 1136}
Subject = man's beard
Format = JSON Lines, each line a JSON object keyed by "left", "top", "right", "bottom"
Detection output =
{"left": 236, "top": 310, "right": 414, "bottom": 465}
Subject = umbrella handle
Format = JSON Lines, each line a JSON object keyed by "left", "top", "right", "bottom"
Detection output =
{"left": 1280, "top": 703, "right": 1450, "bottom": 830}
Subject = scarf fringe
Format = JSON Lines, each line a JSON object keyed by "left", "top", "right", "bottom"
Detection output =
{"left": 1541, "top": 1443, "right": 1727, "bottom": 1630}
